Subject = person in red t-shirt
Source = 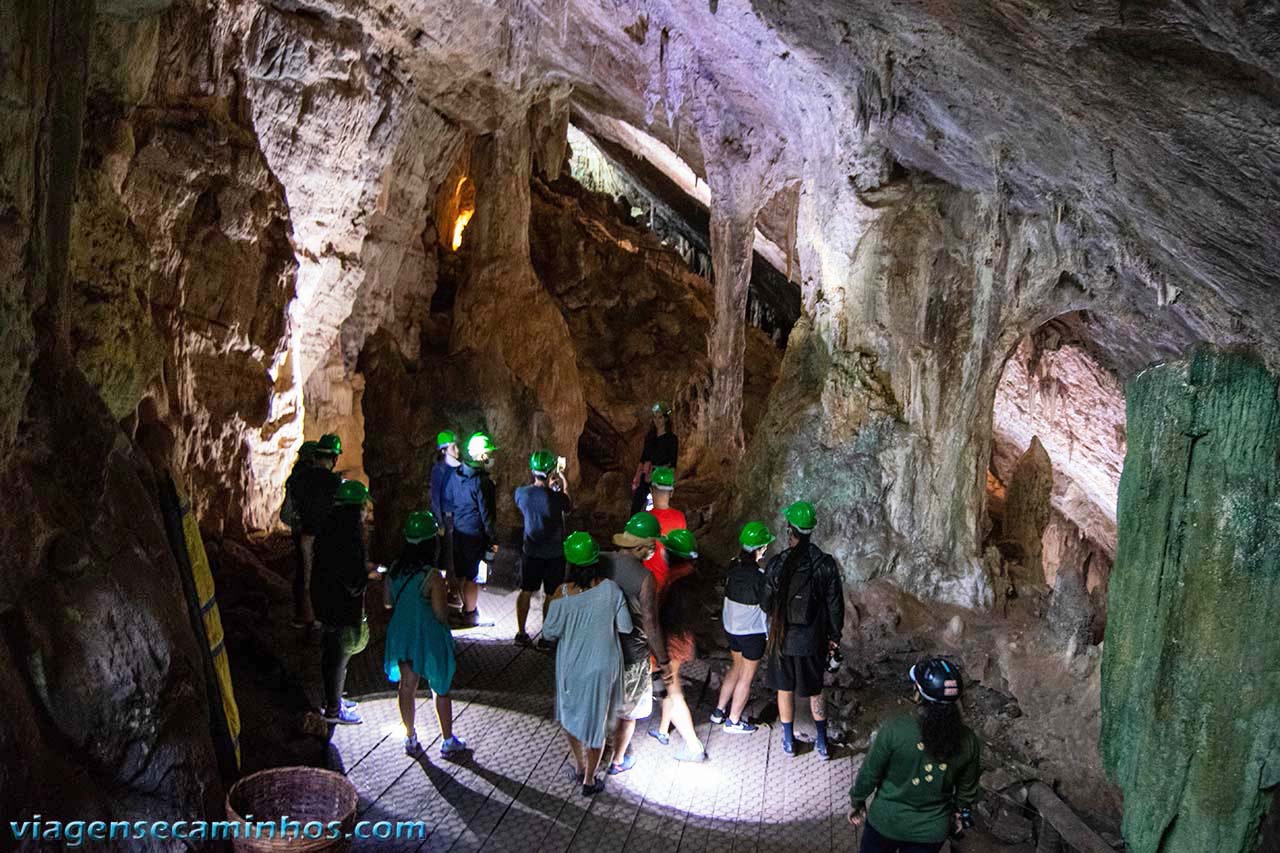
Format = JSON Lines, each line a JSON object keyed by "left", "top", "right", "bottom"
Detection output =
{"left": 642, "top": 466, "right": 685, "bottom": 588}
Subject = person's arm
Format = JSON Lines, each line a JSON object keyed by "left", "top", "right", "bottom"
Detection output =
{"left": 639, "top": 573, "right": 669, "bottom": 674}
{"left": 954, "top": 733, "right": 981, "bottom": 808}
{"left": 824, "top": 556, "right": 845, "bottom": 648}
{"left": 542, "top": 594, "right": 564, "bottom": 641}
{"left": 669, "top": 433, "right": 679, "bottom": 467}
{"left": 383, "top": 575, "right": 393, "bottom": 610}
{"left": 759, "top": 553, "right": 782, "bottom": 613}
{"left": 849, "top": 720, "right": 895, "bottom": 808}
{"left": 428, "top": 571, "right": 449, "bottom": 624}
{"left": 480, "top": 477, "right": 497, "bottom": 545}
{"left": 614, "top": 585, "right": 634, "bottom": 635}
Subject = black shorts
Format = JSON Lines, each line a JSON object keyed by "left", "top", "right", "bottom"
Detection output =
{"left": 452, "top": 531, "right": 486, "bottom": 583}
{"left": 727, "top": 632, "right": 766, "bottom": 662}
{"left": 520, "top": 555, "right": 565, "bottom": 594}
{"left": 766, "top": 651, "right": 826, "bottom": 697}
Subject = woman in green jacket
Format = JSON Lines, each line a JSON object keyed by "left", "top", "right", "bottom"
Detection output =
{"left": 848, "top": 658, "right": 980, "bottom": 852}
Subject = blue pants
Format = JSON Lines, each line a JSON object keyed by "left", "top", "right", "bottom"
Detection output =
{"left": 858, "top": 822, "right": 944, "bottom": 853}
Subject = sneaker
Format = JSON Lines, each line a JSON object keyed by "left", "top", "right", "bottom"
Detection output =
{"left": 514, "top": 632, "right": 533, "bottom": 647}
{"left": 782, "top": 737, "right": 795, "bottom": 756}
{"left": 324, "top": 707, "right": 363, "bottom": 726}
{"left": 341, "top": 697, "right": 358, "bottom": 710}
{"left": 607, "top": 754, "right": 636, "bottom": 775}
{"left": 404, "top": 735, "right": 423, "bottom": 755}
{"left": 816, "top": 740, "right": 833, "bottom": 761}
{"left": 581, "top": 777, "right": 606, "bottom": 797}
{"left": 723, "top": 719, "right": 758, "bottom": 734}
{"left": 440, "top": 735, "right": 468, "bottom": 757}
{"left": 647, "top": 728, "right": 670, "bottom": 746}
{"left": 709, "top": 707, "right": 726, "bottom": 725}
{"left": 673, "top": 748, "right": 707, "bottom": 763}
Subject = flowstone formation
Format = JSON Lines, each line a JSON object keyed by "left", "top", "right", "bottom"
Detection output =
{"left": 1102, "top": 348, "right": 1280, "bottom": 853}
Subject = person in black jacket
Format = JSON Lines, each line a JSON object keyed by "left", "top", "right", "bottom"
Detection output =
{"left": 760, "top": 501, "right": 845, "bottom": 759}
{"left": 629, "top": 402, "right": 678, "bottom": 514}
{"left": 312, "top": 479, "right": 372, "bottom": 725}
{"left": 445, "top": 431, "right": 498, "bottom": 626}
{"left": 292, "top": 434, "right": 344, "bottom": 629}
{"left": 711, "top": 521, "right": 776, "bottom": 734}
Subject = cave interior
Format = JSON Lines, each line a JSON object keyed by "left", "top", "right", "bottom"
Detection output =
{"left": 3, "top": 0, "right": 1279, "bottom": 851}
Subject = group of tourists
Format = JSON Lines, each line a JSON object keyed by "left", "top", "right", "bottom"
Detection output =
{"left": 280, "top": 400, "right": 982, "bottom": 852}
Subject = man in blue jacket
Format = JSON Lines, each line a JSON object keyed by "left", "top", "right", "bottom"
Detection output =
{"left": 445, "top": 432, "right": 498, "bottom": 626}
{"left": 430, "top": 429, "right": 462, "bottom": 604}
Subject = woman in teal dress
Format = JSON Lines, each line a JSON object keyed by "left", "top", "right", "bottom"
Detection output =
{"left": 383, "top": 511, "right": 467, "bottom": 757}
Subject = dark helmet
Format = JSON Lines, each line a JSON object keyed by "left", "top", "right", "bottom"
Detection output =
{"left": 910, "top": 658, "right": 963, "bottom": 703}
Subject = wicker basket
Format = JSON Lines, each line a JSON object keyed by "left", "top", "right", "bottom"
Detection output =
{"left": 225, "top": 766, "right": 359, "bottom": 852}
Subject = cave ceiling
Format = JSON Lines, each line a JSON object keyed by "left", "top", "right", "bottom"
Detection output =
{"left": 127, "top": 0, "right": 1279, "bottom": 374}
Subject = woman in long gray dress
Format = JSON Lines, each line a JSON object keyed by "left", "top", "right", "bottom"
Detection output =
{"left": 542, "top": 531, "right": 633, "bottom": 796}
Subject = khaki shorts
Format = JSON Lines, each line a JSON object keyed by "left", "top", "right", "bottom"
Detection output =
{"left": 619, "top": 660, "right": 654, "bottom": 721}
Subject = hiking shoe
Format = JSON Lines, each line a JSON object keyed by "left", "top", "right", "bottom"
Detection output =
{"left": 450, "top": 610, "right": 480, "bottom": 628}
{"left": 709, "top": 707, "right": 726, "bottom": 725}
{"left": 404, "top": 735, "right": 423, "bottom": 755}
{"left": 324, "top": 708, "right": 363, "bottom": 726}
{"left": 514, "top": 632, "right": 533, "bottom": 647}
{"left": 581, "top": 777, "right": 606, "bottom": 797}
{"left": 440, "top": 735, "right": 468, "bottom": 757}
{"left": 723, "top": 719, "right": 758, "bottom": 734}
{"left": 607, "top": 754, "right": 636, "bottom": 775}
{"left": 674, "top": 748, "right": 707, "bottom": 763}
{"left": 647, "top": 728, "right": 670, "bottom": 746}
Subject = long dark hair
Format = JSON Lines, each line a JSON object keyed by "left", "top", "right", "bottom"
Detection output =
{"left": 568, "top": 560, "right": 603, "bottom": 589}
{"left": 659, "top": 558, "right": 698, "bottom": 638}
{"left": 765, "top": 528, "right": 809, "bottom": 658}
{"left": 647, "top": 414, "right": 672, "bottom": 437}
{"left": 390, "top": 538, "right": 438, "bottom": 578}
{"left": 918, "top": 701, "right": 966, "bottom": 760}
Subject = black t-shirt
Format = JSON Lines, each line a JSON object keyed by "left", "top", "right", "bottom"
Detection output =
{"left": 640, "top": 430, "right": 679, "bottom": 468}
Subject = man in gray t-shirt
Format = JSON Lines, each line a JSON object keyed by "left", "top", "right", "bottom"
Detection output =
{"left": 596, "top": 512, "right": 666, "bottom": 775}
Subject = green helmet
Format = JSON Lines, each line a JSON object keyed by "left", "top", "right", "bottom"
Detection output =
{"left": 662, "top": 528, "right": 698, "bottom": 559}
{"left": 465, "top": 432, "right": 496, "bottom": 464}
{"left": 403, "top": 510, "right": 439, "bottom": 543}
{"left": 651, "top": 401, "right": 672, "bottom": 415}
{"left": 334, "top": 479, "right": 370, "bottom": 506}
{"left": 436, "top": 430, "right": 457, "bottom": 449}
{"left": 739, "top": 521, "right": 776, "bottom": 550}
{"left": 529, "top": 450, "right": 557, "bottom": 474}
{"left": 623, "top": 511, "right": 661, "bottom": 540}
{"left": 650, "top": 466, "right": 675, "bottom": 490}
{"left": 783, "top": 500, "right": 817, "bottom": 533}
{"left": 564, "top": 531, "right": 600, "bottom": 566}
{"left": 298, "top": 440, "right": 320, "bottom": 458}
{"left": 317, "top": 433, "right": 342, "bottom": 456}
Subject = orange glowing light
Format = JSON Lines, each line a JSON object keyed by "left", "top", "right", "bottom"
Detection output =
{"left": 451, "top": 208, "right": 473, "bottom": 250}
{"left": 449, "top": 176, "right": 475, "bottom": 251}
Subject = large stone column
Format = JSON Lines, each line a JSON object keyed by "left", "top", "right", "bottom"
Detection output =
{"left": 1102, "top": 347, "right": 1280, "bottom": 853}
{"left": 703, "top": 199, "right": 758, "bottom": 463}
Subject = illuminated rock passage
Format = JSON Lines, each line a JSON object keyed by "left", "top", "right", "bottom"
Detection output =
{"left": 2, "top": 0, "right": 1277, "bottom": 849}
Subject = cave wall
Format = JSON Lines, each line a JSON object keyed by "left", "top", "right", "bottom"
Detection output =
{"left": 1, "top": 0, "right": 223, "bottom": 829}
{"left": 1102, "top": 348, "right": 1280, "bottom": 853}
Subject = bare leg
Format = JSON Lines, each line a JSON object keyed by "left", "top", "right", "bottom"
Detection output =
{"left": 398, "top": 665, "right": 419, "bottom": 738}
{"left": 778, "top": 689, "right": 795, "bottom": 724}
{"left": 516, "top": 590, "right": 532, "bottom": 635}
{"left": 584, "top": 746, "right": 604, "bottom": 783}
{"left": 664, "top": 662, "right": 705, "bottom": 754}
{"left": 613, "top": 718, "right": 637, "bottom": 764}
{"left": 433, "top": 693, "right": 453, "bottom": 741}
{"left": 566, "top": 732, "right": 585, "bottom": 776}
{"left": 463, "top": 580, "right": 480, "bottom": 613}
{"left": 729, "top": 658, "right": 760, "bottom": 723}
{"left": 809, "top": 692, "right": 826, "bottom": 721}
{"left": 716, "top": 652, "right": 743, "bottom": 712}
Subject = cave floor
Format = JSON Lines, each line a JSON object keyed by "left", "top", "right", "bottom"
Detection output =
{"left": 326, "top": 583, "right": 1025, "bottom": 852}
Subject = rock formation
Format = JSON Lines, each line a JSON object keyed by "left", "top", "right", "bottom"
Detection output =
{"left": 1103, "top": 348, "right": 1280, "bottom": 853}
